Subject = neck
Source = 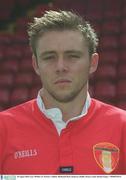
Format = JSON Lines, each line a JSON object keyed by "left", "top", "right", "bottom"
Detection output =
{"left": 40, "top": 87, "right": 88, "bottom": 122}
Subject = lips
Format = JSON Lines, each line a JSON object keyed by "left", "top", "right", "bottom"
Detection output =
{"left": 54, "top": 79, "right": 72, "bottom": 84}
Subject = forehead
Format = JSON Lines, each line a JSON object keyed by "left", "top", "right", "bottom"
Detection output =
{"left": 36, "top": 30, "right": 87, "bottom": 53}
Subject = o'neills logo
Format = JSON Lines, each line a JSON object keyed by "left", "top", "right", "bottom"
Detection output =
{"left": 14, "top": 149, "right": 38, "bottom": 159}
{"left": 93, "top": 142, "right": 119, "bottom": 174}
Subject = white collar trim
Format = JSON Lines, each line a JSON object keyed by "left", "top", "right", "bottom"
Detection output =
{"left": 36, "top": 90, "right": 91, "bottom": 135}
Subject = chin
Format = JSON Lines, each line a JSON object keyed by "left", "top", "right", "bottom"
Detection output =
{"left": 52, "top": 92, "right": 77, "bottom": 103}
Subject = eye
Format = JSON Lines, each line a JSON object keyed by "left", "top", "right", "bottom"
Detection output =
{"left": 42, "top": 55, "right": 55, "bottom": 61}
{"left": 68, "top": 54, "right": 80, "bottom": 59}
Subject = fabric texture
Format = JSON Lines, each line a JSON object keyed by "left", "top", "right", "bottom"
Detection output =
{"left": 0, "top": 98, "right": 126, "bottom": 174}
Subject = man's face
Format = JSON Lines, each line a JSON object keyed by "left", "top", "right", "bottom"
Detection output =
{"left": 33, "top": 30, "right": 98, "bottom": 103}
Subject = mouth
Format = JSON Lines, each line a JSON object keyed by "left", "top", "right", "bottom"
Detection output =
{"left": 54, "top": 79, "right": 72, "bottom": 84}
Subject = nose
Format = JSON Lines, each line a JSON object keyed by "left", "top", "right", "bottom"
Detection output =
{"left": 56, "top": 56, "right": 68, "bottom": 73}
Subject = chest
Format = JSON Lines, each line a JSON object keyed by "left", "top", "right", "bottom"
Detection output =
{"left": 2, "top": 120, "right": 122, "bottom": 174}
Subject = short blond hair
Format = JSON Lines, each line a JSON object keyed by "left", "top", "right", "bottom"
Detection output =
{"left": 27, "top": 10, "right": 98, "bottom": 58}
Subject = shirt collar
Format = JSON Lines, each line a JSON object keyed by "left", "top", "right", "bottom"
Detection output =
{"left": 36, "top": 90, "right": 91, "bottom": 122}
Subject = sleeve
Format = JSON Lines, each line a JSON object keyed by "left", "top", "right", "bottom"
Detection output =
{"left": 0, "top": 132, "right": 3, "bottom": 174}
{"left": 0, "top": 115, "right": 6, "bottom": 174}
{"left": 121, "top": 117, "right": 126, "bottom": 173}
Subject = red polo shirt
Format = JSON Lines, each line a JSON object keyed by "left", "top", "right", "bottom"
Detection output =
{"left": 0, "top": 99, "right": 126, "bottom": 174}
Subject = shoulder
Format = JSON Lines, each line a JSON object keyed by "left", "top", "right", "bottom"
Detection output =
{"left": 91, "top": 98, "right": 126, "bottom": 123}
{"left": 0, "top": 99, "right": 36, "bottom": 123}
{"left": 92, "top": 98, "right": 126, "bottom": 114}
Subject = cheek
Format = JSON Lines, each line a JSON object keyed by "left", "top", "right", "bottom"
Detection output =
{"left": 38, "top": 68, "right": 53, "bottom": 85}
{"left": 38, "top": 62, "right": 55, "bottom": 74}
{"left": 73, "top": 62, "right": 90, "bottom": 76}
{"left": 37, "top": 63, "right": 49, "bottom": 75}
{"left": 73, "top": 65, "right": 90, "bottom": 85}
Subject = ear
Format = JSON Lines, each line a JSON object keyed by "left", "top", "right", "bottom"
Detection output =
{"left": 32, "top": 55, "right": 40, "bottom": 76}
{"left": 89, "top": 53, "right": 99, "bottom": 74}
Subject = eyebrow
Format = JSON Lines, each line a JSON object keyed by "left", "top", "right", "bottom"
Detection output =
{"left": 39, "top": 51, "right": 56, "bottom": 57}
{"left": 64, "top": 50, "right": 83, "bottom": 55}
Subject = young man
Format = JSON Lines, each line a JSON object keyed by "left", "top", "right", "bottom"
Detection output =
{"left": 0, "top": 10, "right": 126, "bottom": 175}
